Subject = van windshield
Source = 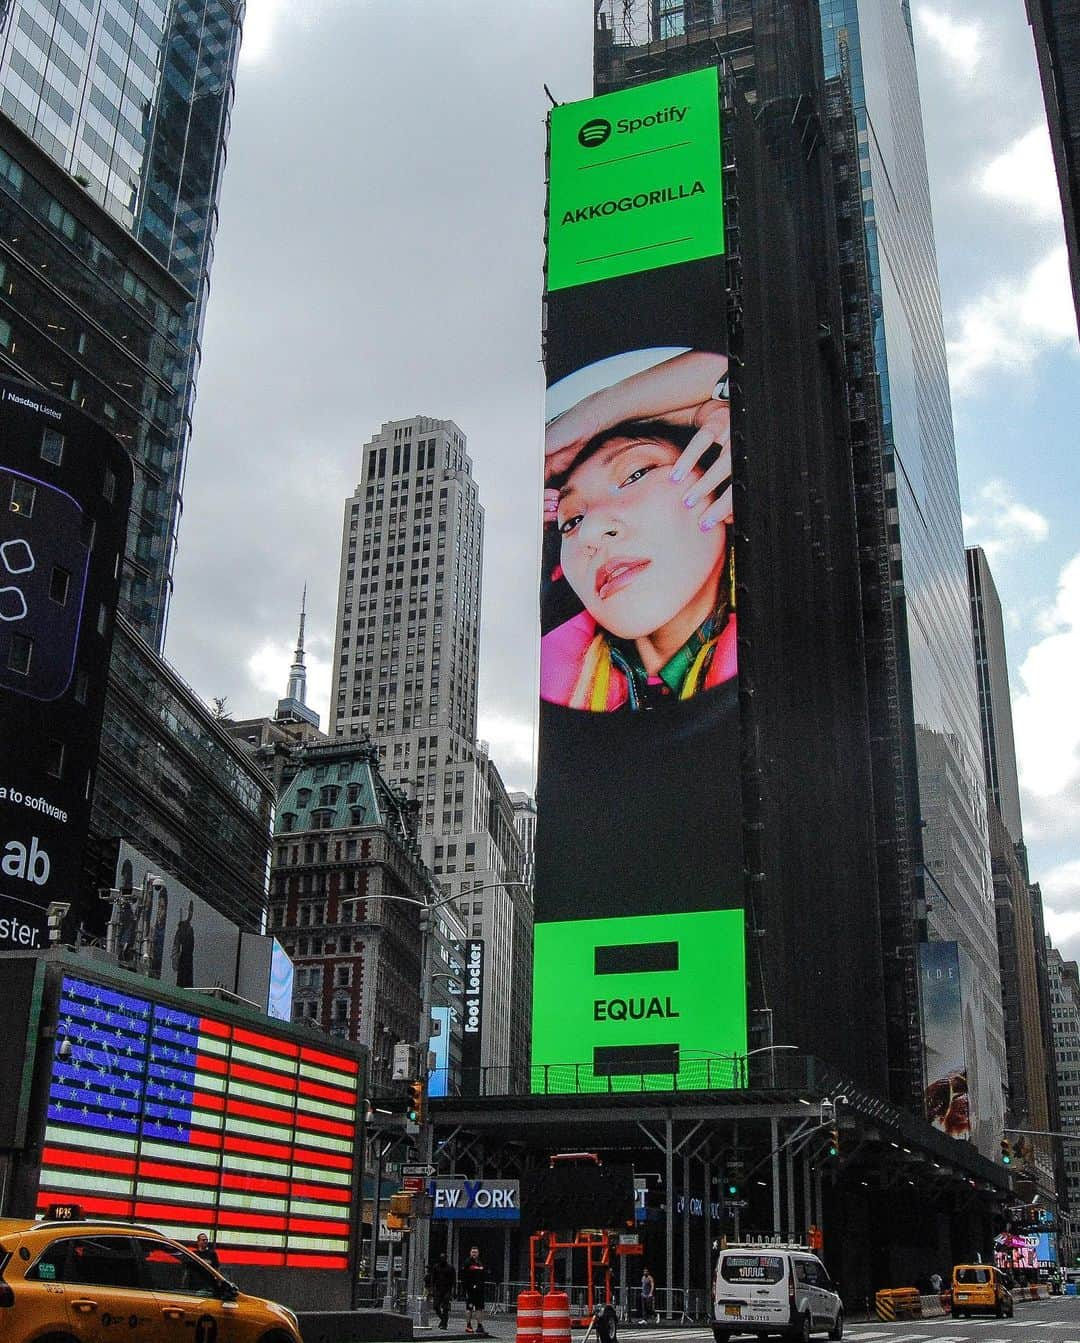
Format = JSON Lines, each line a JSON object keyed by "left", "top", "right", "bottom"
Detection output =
{"left": 721, "top": 1256, "right": 784, "bottom": 1284}
{"left": 956, "top": 1268, "right": 991, "bottom": 1284}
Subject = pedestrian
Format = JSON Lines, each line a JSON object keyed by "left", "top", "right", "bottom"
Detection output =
{"left": 193, "top": 1233, "right": 220, "bottom": 1269}
{"left": 462, "top": 1245, "right": 489, "bottom": 1335}
{"left": 431, "top": 1253, "right": 456, "bottom": 1330}
{"left": 640, "top": 1266, "right": 656, "bottom": 1323}
{"left": 930, "top": 1271, "right": 943, "bottom": 1294}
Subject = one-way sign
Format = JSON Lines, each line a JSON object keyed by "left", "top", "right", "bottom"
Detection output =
{"left": 402, "top": 1163, "right": 436, "bottom": 1177}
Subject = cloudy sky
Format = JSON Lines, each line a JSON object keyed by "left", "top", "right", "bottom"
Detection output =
{"left": 165, "top": 2, "right": 1080, "bottom": 952}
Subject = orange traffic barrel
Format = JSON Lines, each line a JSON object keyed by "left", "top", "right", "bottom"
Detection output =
{"left": 542, "top": 1290, "right": 571, "bottom": 1343}
{"left": 517, "top": 1290, "right": 543, "bottom": 1343}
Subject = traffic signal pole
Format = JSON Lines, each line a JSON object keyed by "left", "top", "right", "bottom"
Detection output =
{"left": 405, "top": 906, "right": 435, "bottom": 1326}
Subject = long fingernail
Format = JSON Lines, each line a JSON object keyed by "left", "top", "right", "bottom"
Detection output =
{"left": 683, "top": 494, "right": 698, "bottom": 509}
{"left": 670, "top": 466, "right": 686, "bottom": 483}
{"left": 700, "top": 515, "right": 719, "bottom": 531}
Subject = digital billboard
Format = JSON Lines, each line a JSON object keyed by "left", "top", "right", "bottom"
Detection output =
{"left": 920, "top": 941, "right": 971, "bottom": 1140}
{"left": 534, "top": 69, "right": 746, "bottom": 1092}
{"left": 35, "top": 974, "right": 360, "bottom": 1268}
{"left": 0, "top": 378, "right": 132, "bottom": 951}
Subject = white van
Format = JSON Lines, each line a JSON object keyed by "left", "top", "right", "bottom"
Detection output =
{"left": 712, "top": 1245, "right": 843, "bottom": 1341}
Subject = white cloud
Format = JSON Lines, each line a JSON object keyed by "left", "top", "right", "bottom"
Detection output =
{"left": 1013, "top": 556, "right": 1080, "bottom": 845}
{"left": 976, "top": 123, "right": 1062, "bottom": 220}
{"left": 947, "top": 246, "right": 1077, "bottom": 395}
{"left": 963, "top": 478, "right": 1049, "bottom": 562}
{"left": 477, "top": 710, "right": 536, "bottom": 793}
{"left": 914, "top": 5, "right": 983, "bottom": 81}
{"left": 1041, "top": 860, "right": 1080, "bottom": 956}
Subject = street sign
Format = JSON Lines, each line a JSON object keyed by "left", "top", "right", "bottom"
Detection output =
{"left": 723, "top": 1198, "right": 749, "bottom": 1209}
{"left": 403, "top": 1176, "right": 425, "bottom": 1193}
{"left": 618, "top": 1234, "right": 640, "bottom": 1246}
{"left": 402, "top": 1164, "right": 436, "bottom": 1177}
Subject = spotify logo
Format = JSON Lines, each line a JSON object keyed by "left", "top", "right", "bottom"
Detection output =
{"left": 578, "top": 118, "right": 612, "bottom": 148}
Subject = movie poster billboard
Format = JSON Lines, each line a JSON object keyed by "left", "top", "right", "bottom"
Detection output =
{"left": 920, "top": 940, "right": 972, "bottom": 1139}
{"left": 0, "top": 378, "right": 132, "bottom": 953}
{"left": 533, "top": 69, "right": 746, "bottom": 1092}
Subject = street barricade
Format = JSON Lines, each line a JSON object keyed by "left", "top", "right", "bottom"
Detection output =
{"left": 542, "top": 1290, "right": 571, "bottom": 1343}
{"left": 875, "top": 1287, "right": 922, "bottom": 1321}
{"left": 517, "top": 1291, "right": 543, "bottom": 1343}
{"left": 919, "top": 1293, "right": 947, "bottom": 1318}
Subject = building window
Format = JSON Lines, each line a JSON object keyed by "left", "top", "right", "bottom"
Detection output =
{"left": 41, "top": 429, "right": 64, "bottom": 465}
{"left": 9, "top": 478, "right": 35, "bottom": 517}
{"left": 7, "top": 632, "right": 32, "bottom": 675}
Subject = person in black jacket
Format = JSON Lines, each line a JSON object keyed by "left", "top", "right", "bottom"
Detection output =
{"left": 431, "top": 1254, "right": 456, "bottom": 1330}
{"left": 462, "top": 1246, "right": 488, "bottom": 1335}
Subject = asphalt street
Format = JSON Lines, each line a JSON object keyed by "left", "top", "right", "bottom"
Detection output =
{"left": 576, "top": 1295, "right": 1080, "bottom": 1341}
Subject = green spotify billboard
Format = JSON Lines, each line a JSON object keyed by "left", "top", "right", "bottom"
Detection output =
{"left": 534, "top": 68, "right": 746, "bottom": 1093}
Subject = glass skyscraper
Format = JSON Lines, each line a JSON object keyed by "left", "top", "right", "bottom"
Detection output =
{"left": 818, "top": 0, "right": 1005, "bottom": 1148}
{"left": 0, "top": 0, "right": 244, "bottom": 647}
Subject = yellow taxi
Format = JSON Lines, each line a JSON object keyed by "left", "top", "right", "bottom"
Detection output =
{"left": 0, "top": 1211, "right": 302, "bottom": 1343}
{"left": 951, "top": 1263, "right": 1014, "bottom": 1319}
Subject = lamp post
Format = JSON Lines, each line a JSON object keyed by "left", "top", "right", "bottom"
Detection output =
{"left": 739, "top": 1043, "right": 799, "bottom": 1088}
{"left": 375, "top": 879, "right": 527, "bottom": 1323}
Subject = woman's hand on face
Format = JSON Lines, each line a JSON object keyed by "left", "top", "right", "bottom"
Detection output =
{"left": 668, "top": 398, "right": 732, "bottom": 532}
{"left": 543, "top": 487, "right": 559, "bottom": 527}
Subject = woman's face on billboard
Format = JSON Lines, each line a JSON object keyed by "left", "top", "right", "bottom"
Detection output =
{"left": 556, "top": 433, "right": 727, "bottom": 658}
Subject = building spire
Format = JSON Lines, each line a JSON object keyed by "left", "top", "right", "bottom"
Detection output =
{"left": 286, "top": 584, "right": 309, "bottom": 706}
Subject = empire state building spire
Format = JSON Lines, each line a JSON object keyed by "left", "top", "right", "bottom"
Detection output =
{"left": 276, "top": 585, "right": 320, "bottom": 729}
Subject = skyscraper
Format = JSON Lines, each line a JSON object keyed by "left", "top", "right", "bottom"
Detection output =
{"left": 1026, "top": 0, "right": 1080, "bottom": 334}
{"left": 330, "top": 416, "right": 529, "bottom": 1084}
{"left": 0, "top": 0, "right": 244, "bottom": 645}
{"left": 590, "top": 0, "right": 1004, "bottom": 1147}
{"left": 816, "top": 1, "right": 1005, "bottom": 1141}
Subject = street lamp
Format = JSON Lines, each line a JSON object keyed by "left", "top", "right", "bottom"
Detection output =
{"left": 739, "top": 1044, "right": 799, "bottom": 1088}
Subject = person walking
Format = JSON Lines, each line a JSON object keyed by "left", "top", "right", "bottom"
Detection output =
{"left": 639, "top": 1266, "right": 656, "bottom": 1323}
{"left": 431, "top": 1253, "right": 456, "bottom": 1330}
{"left": 462, "top": 1245, "right": 489, "bottom": 1335}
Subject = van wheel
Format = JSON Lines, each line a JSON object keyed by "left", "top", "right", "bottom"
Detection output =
{"left": 828, "top": 1309, "right": 843, "bottom": 1339}
{"left": 711, "top": 1331, "right": 731, "bottom": 1343}
{"left": 995, "top": 1300, "right": 1005, "bottom": 1318}
{"left": 793, "top": 1313, "right": 812, "bottom": 1342}
{"left": 1007, "top": 1300, "right": 1014, "bottom": 1318}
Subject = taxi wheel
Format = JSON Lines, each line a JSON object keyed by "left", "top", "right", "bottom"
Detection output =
{"left": 257, "top": 1332, "right": 297, "bottom": 1343}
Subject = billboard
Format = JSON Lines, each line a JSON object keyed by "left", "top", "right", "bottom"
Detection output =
{"left": 34, "top": 972, "right": 360, "bottom": 1268}
{"left": 0, "top": 378, "right": 132, "bottom": 951}
{"left": 429, "top": 1003, "right": 452, "bottom": 1098}
{"left": 534, "top": 68, "right": 746, "bottom": 1092}
{"left": 920, "top": 941, "right": 971, "bottom": 1140}
{"left": 461, "top": 938, "right": 485, "bottom": 1093}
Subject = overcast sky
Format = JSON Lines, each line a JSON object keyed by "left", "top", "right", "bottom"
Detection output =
{"left": 165, "top": 1, "right": 1080, "bottom": 954}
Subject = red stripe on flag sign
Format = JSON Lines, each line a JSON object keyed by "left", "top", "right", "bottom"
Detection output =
{"left": 37, "top": 1191, "right": 134, "bottom": 1217}
{"left": 219, "top": 1250, "right": 287, "bottom": 1267}
{"left": 287, "top": 1253, "right": 349, "bottom": 1269}
{"left": 232, "top": 1060, "right": 299, "bottom": 1093}
{"left": 138, "top": 1159, "right": 217, "bottom": 1187}
{"left": 227, "top": 1096, "right": 295, "bottom": 1127}
{"left": 293, "top": 1181, "right": 351, "bottom": 1202}
{"left": 43, "top": 1146, "right": 136, "bottom": 1177}
{"left": 189, "top": 1129, "right": 224, "bottom": 1150}
{"left": 294, "top": 1112, "right": 354, "bottom": 1138}
{"left": 288, "top": 1216, "right": 350, "bottom": 1237}
{"left": 292, "top": 1145, "right": 352, "bottom": 1170}
{"left": 300, "top": 1046, "right": 359, "bottom": 1076}
{"left": 221, "top": 1171, "right": 290, "bottom": 1196}
{"left": 195, "top": 1051, "right": 228, "bottom": 1075}
{"left": 225, "top": 1134, "right": 292, "bottom": 1161}
{"left": 297, "top": 1077, "right": 357, "bottom": 1105}
{"left": 193, "top": 1090, "right": 226, "bottom": 1113}
{"left": 217, "top": 1209, "right": 288, "bottom": 1231}
{"left": 199, "top": 1017, "right": 231, "bottom": 1039}
{"left": 234, "top": 1027, "right": 299, "bottom": 1059}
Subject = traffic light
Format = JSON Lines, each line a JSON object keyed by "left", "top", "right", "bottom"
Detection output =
{"left": 726, "top": 1179, "right": 739, "bottom": 1198}
{"left": 1001, "top": 1138, "right": 1013, "bottom": 1165}
{"left": 827, "top": 1127, "right": 839, "bottom": 1159}
{"left": 407, "top": 1079, "right": 424, "bottom": 1125}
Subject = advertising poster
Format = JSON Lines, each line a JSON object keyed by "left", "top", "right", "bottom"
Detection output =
{"left": 429, "top": 1003, "right": 452, "bottom": 1098}
{"left": 461, "top": 938, "right": 485, "bottom": 1094}
{"left": 0, "top": 379, "right": 131, "bottom": 952}
{"left": 534, "top": 69, "right": 746, "bottom": 1092}
{"left": 920, "top": 941, "right": 972, "bottom": 1140}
